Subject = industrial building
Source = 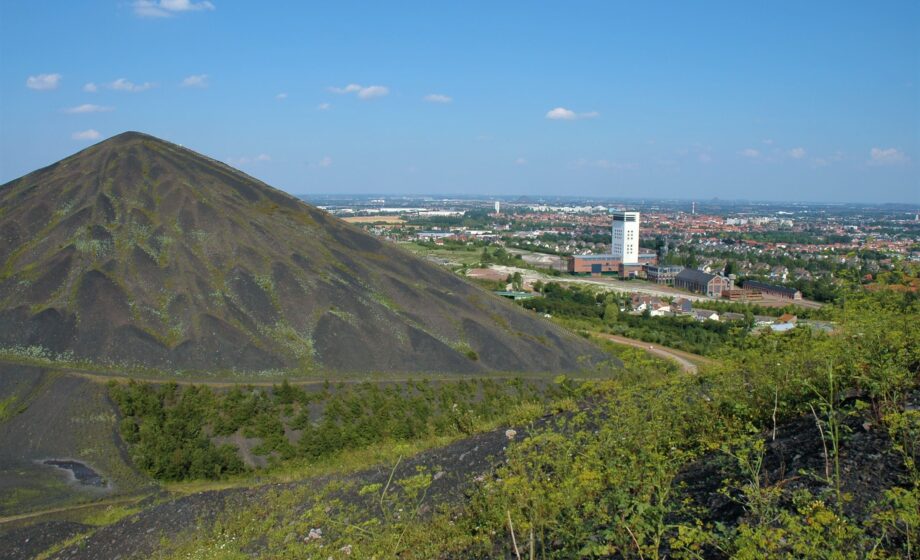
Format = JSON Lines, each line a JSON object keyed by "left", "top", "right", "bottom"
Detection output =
{"left": 646, "top": 264, "right": 684, "bottom": 285}
{"left": 611, "top": 211, "right": 640, "bottom": 264}
{"left": 742, "top": 280, "right": 803, "bottom": 300}
{"left": 721, "top": 288, "right": 763, "bottom": 302}
{"left": 674, "top": 268, "right": 733, "bottom": 297}
{"left": 567, "top": 252, "right": 657, "bottom": 274}
{"left": 567, "top": 210, "right": 657, "bottom": 275}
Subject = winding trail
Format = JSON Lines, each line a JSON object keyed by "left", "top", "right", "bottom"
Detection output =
{"left": 595, "top": 333, "right": 713, "bottom": 373}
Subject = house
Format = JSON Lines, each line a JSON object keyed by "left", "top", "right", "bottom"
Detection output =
{"left": 675, "top": 268, "right": 732, "bottom": 297}
{"left": 770, "top": 266, "right": 789, "bottom": 282}
{"left": 776, "top": 313, "right": 798, "bottom": 325}
{"left": 670, "top": 298, "right": 693, "bottom": 314}
{"left": 630, "top": 294, "right": 670, "bottom": 313}
{"left": 722, "top": 312, "right": 746, "bottom": 322}
{"left": 691, "top": 309, "right": 720, "bottom": 322}
{"left": 770, "top": 313, "right": 798, "bottom": 332}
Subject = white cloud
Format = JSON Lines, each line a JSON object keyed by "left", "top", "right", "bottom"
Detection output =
{"left": 83, "top": 82, "right": 98, "bottom": 92}
{"left": 762, "top": 139, "right": 774, "bottom": 145}
{"left": 788, "top": 147, "right": 806, "bottom": 159}
{"left": 133, "top": 0, "right": 215, "bottom": 18}
{"left": 329, "top": 84, "right": 362, "bottom": 94}
{"left": 357, "top": 85, "right": 388, "bottom": 99}
{"left": 26, "top": 73, "right": 61, "bottom": 90}
{"left": 180, "top": 74, "right": 208, "bottom": 88}
{"left": 546, "top": 107, "right": 598, "bottom": 120}
{"left": 424, "top": 93, "right": 452, "bottom": 103}
{"left": 740, "top": 148, "right": 761, "bottom": 158}
{"left": 698, "top": 153, "right": 713, "bottom": 164}
{"left": 547, "top": 108, "right": 575, "bottom": 119}
{"left": 108, "top": 78, "right": 155, "bottom": 92}
{"left": 276, "top": 92, "right": 288, "bottom": 100}
{"left": 72, "top": 129, "right": 101, "bottom": 141}
{"left": 63, "top": 104, "right": 114, "bottom": 114}
{"left": 515, "top": 157, "right": 528, "bottom": 165}
{"left": 161, "top": 0, "right": 214, "bottom": 10}
{"left": 329, "top": 83, "right": 389, "bottom": 99}
{"left": 316, "top": 102, "right": 331, "bottom": 110}
{"left": 869, "top": 147, "right": 908, "bottom": 166}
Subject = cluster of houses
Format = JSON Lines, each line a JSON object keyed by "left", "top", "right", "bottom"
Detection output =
{"left": 628, "top": 293, "right": 799, "bottom": 331}
{"left": 630, "top": 294, "right": 721, "bottom": 321}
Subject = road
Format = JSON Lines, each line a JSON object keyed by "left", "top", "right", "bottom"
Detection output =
{"left": 596, "top": 333, "right": 713, "bottom": 374}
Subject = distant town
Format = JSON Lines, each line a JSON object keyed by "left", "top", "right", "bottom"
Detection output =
{"left": 303, "top": 194, "right": 918, "bottom": 333}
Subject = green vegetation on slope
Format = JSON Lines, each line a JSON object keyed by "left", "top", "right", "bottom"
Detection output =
{"left": 111, "top": 378, "right": 554, "bottom": 481}
{"left": 146, "top": 283, "right": 918, "bottom": 559}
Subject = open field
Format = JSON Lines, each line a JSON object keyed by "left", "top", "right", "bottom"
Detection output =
{"left": 399, "top": 242, "right": 487, "bottom": 266}
{"left": 341, "top": 216, "right": 406, "bottom": 224}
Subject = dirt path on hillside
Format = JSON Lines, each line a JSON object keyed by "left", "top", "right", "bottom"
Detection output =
{"left": 0, "top": 359, "right": 572, "bottom": 388}
{"left": 596, "top": 334, "right": 713, "bottom": 373}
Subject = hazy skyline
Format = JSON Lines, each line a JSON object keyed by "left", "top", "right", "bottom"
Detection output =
{"left": 1, "top": 1, "right": 917, "bottom": 203}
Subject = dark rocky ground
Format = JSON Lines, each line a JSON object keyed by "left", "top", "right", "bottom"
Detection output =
{"left": 673, "top": 395, "right": 914, "bottom": 530}
{"left": 0, "top": 521, "right": 88, "bottom": 560}
{"left": 2, "top": 393, "right": 913, "bottom": 560}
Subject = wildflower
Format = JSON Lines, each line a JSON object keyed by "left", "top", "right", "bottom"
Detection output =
{"left": 340, "top": 544, "right": 353, "bottom": 555}
{"left": 305, "top": 528, "right": 323, "bottom": 541}
{"left": 505, "top": 429, "right": 517, "bottom": 440}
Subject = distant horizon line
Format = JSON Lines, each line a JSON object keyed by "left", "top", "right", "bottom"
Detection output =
{"left": 295, "top": 193, "right": 920, "bottom": 209}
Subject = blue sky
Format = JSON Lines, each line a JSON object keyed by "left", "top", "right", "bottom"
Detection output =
{"left": 1, "top": 1, "right": 917, "bottom": 203}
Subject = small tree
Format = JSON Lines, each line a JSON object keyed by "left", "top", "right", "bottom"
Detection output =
{"left": 512, "top": 272, "right": 524, "bottom": 291}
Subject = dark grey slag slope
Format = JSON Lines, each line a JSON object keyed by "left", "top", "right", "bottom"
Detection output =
{"left": 0, "top": 132, "right": 608, "bottom": 376}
